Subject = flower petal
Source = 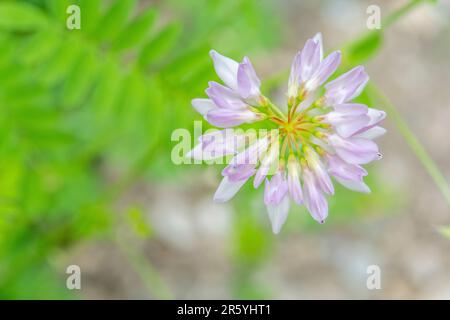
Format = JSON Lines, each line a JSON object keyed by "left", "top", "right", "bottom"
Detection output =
{"left": 214, "top": 176, "right": 248, "bottom": 203}
{"left": 206, "top": 108, "right": 258, "bottom": 128}
{"left": 288, "top": 51, "right": 302, "bottom": 100}
{"left": 254, "top": 143, "right": 279, "bottom": 188}
{"left": 312, "top": 32, "right": 323, "bottom": 61}
{"left": 206, "top": 81, "right": 247, "bottom": 110}
{"left": 300, "top": 39, "right": 322, "bottom": 81}
{"left": 324, "top": 66, "right": 369, "bottom": 105}
{"left": 192, "top": 98, "right": 217, "bottom": 116}
{"left": 304, "top": 147, "right": 334, "bottom": 195}
{"left": 210, "top": 50, "right": 239, "bottom": 90}
{"left": 328, "top": 134, "right": 381, "bottom": 164}
{"left": 303, "top": 168, "right": 328, "bottom": 223}
{"left": 237, "top": 57, "right": 261, "bottom": 103}
{"left": 287, "top": 156, "right": 303, "bottom": 204}
{"left": 264, "top": 171, "right": 289, "bottom": 205}
{"left": 325, "top": 103, "right": 371, "bottom": 138}
{"left": 266, "top": 195, "right": 290, "bottom": 234}
{"left": 222, "top": 163, "right": 256, "bottom": 182}
{"left": 305, "top": 50, "right": 341, "bottom": 92}
{"left": 353, "top": 126, "right": 386, "bottom": 140}
{"left": 327, "top": 154, "right": 367, "bottom": 181}
{"left": 231, "top": 136, "right": 269, "bottom": 166}
{"left": 188, "top": 130, "right": 244, "bottom": 160}
{"left": 334, "top": 176, "right": 371, "bottom": 193}
{"left": 351, "top": 108, "right": 386, "bottom": 136}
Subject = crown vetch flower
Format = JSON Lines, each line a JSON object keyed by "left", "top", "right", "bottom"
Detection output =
{"left": 188, "top": 33, "right": 386, "bottom": 234}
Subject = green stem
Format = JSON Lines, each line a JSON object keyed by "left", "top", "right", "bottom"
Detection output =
{"left": 382, "top": 0, "right": 426, "bottom": 28}
{"left": 366, "top": 85, "right": 450, "bottom": 205}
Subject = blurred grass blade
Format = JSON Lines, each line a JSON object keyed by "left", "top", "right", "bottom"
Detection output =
{"left": 93, "top": 0, "right": 137, "bottom": 42}
{"left": 79, "top": 0, "right": 102, "bottom": 34}
{"left": 138, "top": 23, "right": 182, "bottom": 68}
{"left": 0, "top": 2, "right": 48, "bottom": 31}
{"left": 112, "top": 8, "right": 158, "bottom": 52}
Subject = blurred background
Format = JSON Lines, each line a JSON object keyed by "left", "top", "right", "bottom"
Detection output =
{"left": 0, "top": 0, "right": 449, "bottom": 299}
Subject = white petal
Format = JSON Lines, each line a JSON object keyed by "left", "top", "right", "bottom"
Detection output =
{"left": 253, "top": 144, "right": 279, "bottom": 188}
{"left": 353, "top": 126, "right": 386, "bottom": 140}
{"left": 366, "top": 108, "right": 386, "bottom": 127}
{"left": 213, "top": 176, "right": 247, "bottom": 203}
{"left": 210, "top": 50, "right": 239, "bottom": 90}
{"left": 335, "top": 177, "right": 371, "bottom": 193}
{"left": 313, "top": 32, "right": 323, "bottom": 61}
{"left": 266, "top": 195, "right": 290, "bottom": 234}
{"left": 192, "top": 98, "right": 216, "bottom": 116}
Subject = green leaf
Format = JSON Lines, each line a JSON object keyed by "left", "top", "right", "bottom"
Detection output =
{"left": 138, "top": 23, "right": 182, "bottom": 68}
{"left": 161, "top": 43, "right": 210, "bottom": 79}
{"left": 89, "top": 59, "right": 122, "bottom": 116}
{"left": 61, "top": 48, "right": 98, "bottom": 108}
{"left": 344, "top": 31, "right": 383, "bottom": 65}
{"left": 112, "top": 8, "right": 158, "bottom": 52}
{"left": 0, "top": 2, "right": 48, "bottom": 32}
{"left": 93, "top": 0, "right": 137, "bottom": 42}
{"left": 37, "top": 39, "right": 83, "bottom": 87}
{"left": 79, "top": 0, "right": 102, "bottom": 34}
{"left": 19, "top": 28, "right": 60, "bottom": 66}
{"left": 44, "top": 0, "right": 73, "bottom": 23}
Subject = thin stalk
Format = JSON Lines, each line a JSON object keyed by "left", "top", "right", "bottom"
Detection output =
{"left": 366, "top": 85, "right": 450, "bottom": 205}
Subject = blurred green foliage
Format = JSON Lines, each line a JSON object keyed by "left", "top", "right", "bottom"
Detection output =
{"left": 0, "top": 0, "right": 279, "bottom": 298}
{"left": 0, "top": 0, "right": 426, "bottom": 300}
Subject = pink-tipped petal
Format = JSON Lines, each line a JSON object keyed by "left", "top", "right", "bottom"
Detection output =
{"left": 325, "top": 66, "right": 369, "bottom": 105}
{"left": 300, "top": 39, "right": 322, "bottom": 81}
{"left": 351, "top": 108, "right": 386, "bottom": 136}
{"left": 305, "top": 50, "right": 341, "bottom": 92}
{"left": 303, "top": 168, "right": 328, "bottom": 223}
{"left": 206, "top": 81, "right": 247, "bottom": 110}
{"left": 222, "top": 163, "right": 256, "bottom": 182}
{"left": 305, "top": 147, "right": 334, "bottom": 195}
{"left": 312, "top": 32, "right": 324, "bottom": 61}
{"left": 206, "top": 108, "right": 258, "bottom": 128}
{"left": 327, "top": 154, "right": 367, "bottom": 180}
{"left": 231, "top": 136, "right": 269, "bottom": 166}
{"left": 287, "top": 156, "right": 303, "bottom": 204}
{"left": 288, "top": 51, "right": 302, "bottom": 100}
{"left": 325, "top": 103, "right": 371, "bottom": 138}
{"left": 188, "top": 130, "right": 245, "bottom": 161}
{"left": 328, "top": 134, "right": 380, "bottom": 165}
{"left": 237, "top": 59, "right": 262, "bottom": 105}
{"left": 264, "top": 171, "right": 289, "bottom": 205}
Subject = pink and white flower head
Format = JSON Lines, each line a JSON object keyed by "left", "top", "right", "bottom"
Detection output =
{"left": 188, "top": 33, "right": 386, "bottom": 234}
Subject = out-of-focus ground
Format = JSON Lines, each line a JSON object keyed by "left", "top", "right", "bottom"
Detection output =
{"left": 67, "top": 0, "right": 450, "bottom": 299}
